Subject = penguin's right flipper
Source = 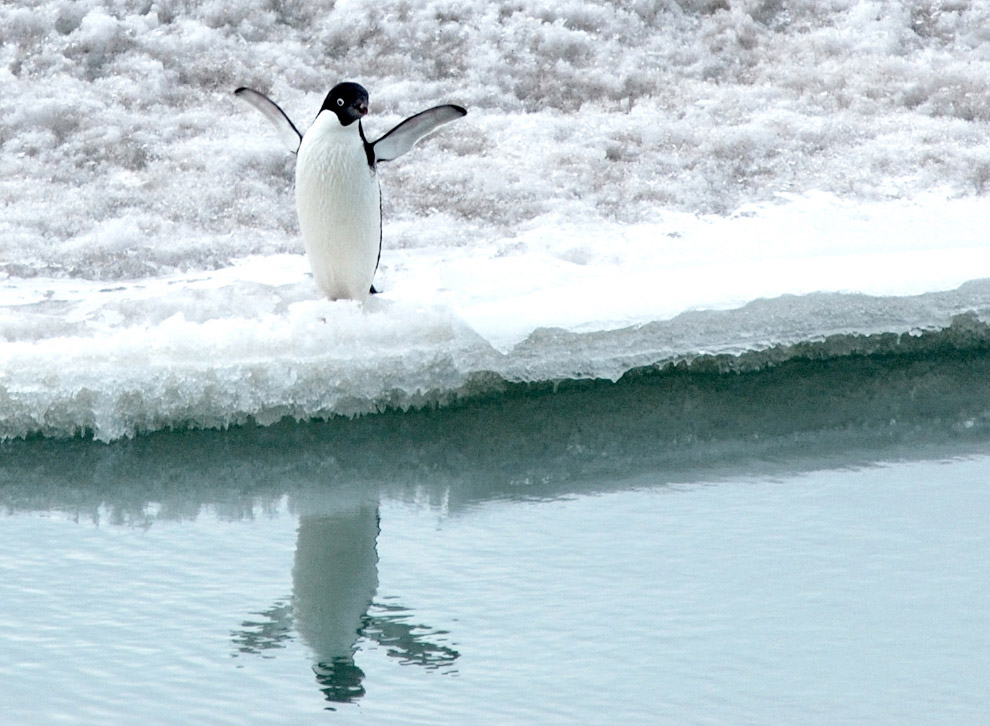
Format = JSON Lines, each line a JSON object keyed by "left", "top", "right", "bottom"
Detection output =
{"left": 371, "top": 105, "right": 467, "bottom": 163}
{"left": 234, "top": 87, "right": 303, "bottom": 154}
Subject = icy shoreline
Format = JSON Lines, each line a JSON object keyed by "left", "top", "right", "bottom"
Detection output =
{"left": 3, "top": 277, "right": 990, "bottom": 442}
{"left": 4, "top": 189, "right": 990, "bottom": 441}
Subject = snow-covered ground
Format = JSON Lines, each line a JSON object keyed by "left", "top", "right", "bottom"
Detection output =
{"left": 3, "top": 0, "right": 990, "bottom": 440}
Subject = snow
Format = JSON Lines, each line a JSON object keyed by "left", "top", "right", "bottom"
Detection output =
{"left": 3, "top": 0, "right": 990, "bottom": 440}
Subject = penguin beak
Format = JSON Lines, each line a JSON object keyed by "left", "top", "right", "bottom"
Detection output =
{"left": 357, "top": 101, "right": 369, "bottom": 117}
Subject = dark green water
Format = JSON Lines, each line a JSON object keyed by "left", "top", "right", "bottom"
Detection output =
{"left": 6, "top": 347, "right": 990, "bottom": 509}
{"left": 2, "top": 350, "right": 990, "bottom": 723}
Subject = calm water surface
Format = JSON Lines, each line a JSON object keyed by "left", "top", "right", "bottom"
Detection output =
{"left": 3, "top": 357, "right": 990, "bottom": 724}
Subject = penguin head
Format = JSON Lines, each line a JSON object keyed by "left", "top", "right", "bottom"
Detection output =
{"left": 320, "top": 82, "right": 370, "bottom": 126}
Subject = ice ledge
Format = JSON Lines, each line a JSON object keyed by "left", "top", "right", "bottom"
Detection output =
{"left": 3, "top": 283, "right": 990, "bottom": 443}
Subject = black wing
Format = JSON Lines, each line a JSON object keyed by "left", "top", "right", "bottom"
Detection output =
{"left": 371, "top": 105, "right": 467, "bottom": 163}
{"left": 234, "top": 87, "right": 303, "bottom": 154}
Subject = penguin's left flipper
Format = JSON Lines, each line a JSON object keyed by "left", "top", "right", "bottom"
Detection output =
{"left": 372, "top": 105, "right": 467, "bottom": 163}
{"left": 234, "top": 87, "right": 303, "bottom": 154}
{"left": 370, "top": 285, "right": 380, "bottom": 295}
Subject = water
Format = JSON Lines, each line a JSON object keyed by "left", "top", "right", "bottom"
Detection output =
{"left": 3, "top": 355, "right": 990, "bottom": 724}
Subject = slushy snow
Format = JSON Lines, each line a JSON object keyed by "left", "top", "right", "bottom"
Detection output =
{"left": 2, "top": 0, "right": 990, "bottom": 440}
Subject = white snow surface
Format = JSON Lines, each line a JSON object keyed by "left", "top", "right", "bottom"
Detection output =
{"left": 3, "top": 0, "right": 990, "bottom": 440}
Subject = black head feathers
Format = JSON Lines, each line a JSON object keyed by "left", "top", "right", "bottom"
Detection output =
{"left": 320, "top": 82, "right": 369, "bottom": 126}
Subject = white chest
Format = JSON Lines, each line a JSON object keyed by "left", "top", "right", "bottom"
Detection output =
{"left": 295, "top": 113, "right": 381, "bottom": 301}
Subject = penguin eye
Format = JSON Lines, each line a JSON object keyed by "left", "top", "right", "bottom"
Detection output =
{"left": 336, "top": 98, "right": 344, "bottom": 107}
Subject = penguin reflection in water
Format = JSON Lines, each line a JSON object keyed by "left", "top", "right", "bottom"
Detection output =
{"left": 229, "top": 504, "right": 460, "bottom": 708}
{"left": 235, "top": 83, "right": 466, "bottom": 301}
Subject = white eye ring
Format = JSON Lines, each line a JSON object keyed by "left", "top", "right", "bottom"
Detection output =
{"left": 336, "top": 98, "right": 344, "bottom": 107}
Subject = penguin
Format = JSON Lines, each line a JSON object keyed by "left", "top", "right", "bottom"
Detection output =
{"left": 234, "top": 83, "right": 466, "bottom": 301}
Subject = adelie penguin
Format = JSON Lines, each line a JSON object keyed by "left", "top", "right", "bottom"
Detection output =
{"left": 235, "top": 83, "right": 466, "bottom": 301}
